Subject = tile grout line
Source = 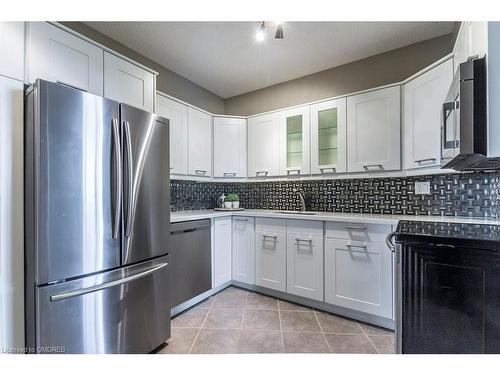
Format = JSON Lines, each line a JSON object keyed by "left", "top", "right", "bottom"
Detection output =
{"left": 357, "top": 322, "right": 379, "bottom": 354}
{"left": 313, "top": 310, "right": 330, "bottom": 352}
{"left": 277, "top": 300, "right": 285, "bottom": 352}
{"left": 236, "top": 291, "right": 249, "bottom": 353}
{"left": 188, "top": 294, "right": 216, "bottom": 353}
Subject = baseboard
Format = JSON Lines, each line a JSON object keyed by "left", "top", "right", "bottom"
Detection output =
{"left": 231, "top": 281, "right": 395, "bottom": 330}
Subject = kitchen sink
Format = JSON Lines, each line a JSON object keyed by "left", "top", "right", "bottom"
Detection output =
{"left": 275, "top": 211, "right": 317, "bottom": 215}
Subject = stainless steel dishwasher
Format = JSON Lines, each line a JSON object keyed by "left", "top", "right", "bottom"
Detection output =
{"left": 170, "top": 219, "right": 212, "bottom": 307}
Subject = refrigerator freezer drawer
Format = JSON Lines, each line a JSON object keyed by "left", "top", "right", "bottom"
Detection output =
{"left": 33, "top": 256, "right": 170, "bottom": 354}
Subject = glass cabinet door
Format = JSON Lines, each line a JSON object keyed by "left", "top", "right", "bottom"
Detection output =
{"left": 311, "top": 98, "right": 347, "bottom": 174}
{"left": 280, "top": 106, "right": 310, "bottom": 175}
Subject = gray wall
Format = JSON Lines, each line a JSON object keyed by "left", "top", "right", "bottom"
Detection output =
{"left": 225, "top": 34, "right": 455, "bottom": 116}
{"left": 61, "top": 22, "right": 226, "bottom": 114}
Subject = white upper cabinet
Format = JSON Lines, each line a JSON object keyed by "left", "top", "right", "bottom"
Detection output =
{"left": 0, "top": 22, "right": 25, "bottom": 81}
{"left": 310, "top": 98, "right": 347, "bottom": 174}
{"left": 347, "top": 86, "right": 401, "bottom": 172}
{"left": 187, "top": 107, "right": 212, "bottom": 178}
{"left": 454, "top": 22, "right": 487, "bottom": 73}
{"left": 213, "top": 217, "right": 232, "bottom": 288}
{"left": 104, "top": 52, "right": 154, "bottom": 112}
{"left": 155, "top": 94, "right": 188, "bottom": 175}
{"left": 404, "top": 59, "right": 454, "bottom": 169}
{"left": 232, "top": 216, "right": 255, "bottom": 284}
{"left": 28, "top": 22, "right": 103, "bottom": 95}
{"left": 279, "top": 106, "right": 311, "bottom": 176}
{"left": 213, "top": 117, "right": 247, "bottom": 178}
{"left": 248, "top": 112, "right": 281, "bottom": 177}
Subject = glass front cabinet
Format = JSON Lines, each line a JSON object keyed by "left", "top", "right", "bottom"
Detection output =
{"left": 279, "top": 106, "right": 310, "bottom": 176}
{"left": 310, "top": 98, "right": 347, "bottom": 174}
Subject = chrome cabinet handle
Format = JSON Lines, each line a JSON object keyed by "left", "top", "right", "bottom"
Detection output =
{"left": 111, "top": 118, "right": 122, "bottom": 239}
{"left": 287, "top": 169, "right": 300, "bottom": 175}
{"left": 345, "top": 225, "right": 367, "bottom": 230}
{"left": 363, "top": 164, "right": 383, "bottom": 169}
{"left": 262, "top": 234, "right": 277, "bottom": 240}
{"left": 320, "top": 167, "right": 336, "bottom": 173}
{"left": 295, "top": 238, "right": 312, "bottom": 244}
{"left": 124, "top": 121, "right": 134, "bottom": 238}
{"left": 234, "top": 218, "right": 248, "bottom": 222}
{"left": 386, "top": 232, "right": 397, "bottom": 253}
{"left": 415, "top": 158, "right": 437, "bottom": 164}
{"left": 195, "top": 169, "right": 207, "bottom": 175}
{"left": 256, "top": 171, "right": 268, "bottom": 176}
{"left": 346, "top": 243, "right": 368, "bottom": 249}
{"left": 223, "top": 172, "right": 237, "bottom": 176}
{"left": 50, "top": 262, "right": 168, "bottom": 302}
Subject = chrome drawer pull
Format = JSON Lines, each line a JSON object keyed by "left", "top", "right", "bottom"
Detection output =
{"left": 287, "top": 169, "right": 300, "bottom": 175}
{"left": 363, "top": 164, "right": 383, "bottom": 169}
{"left": 223, "top": 172, "right": 237, "bottom": 176}
{"left": 234, "top": 218, "right": 248, "bottom": 222}
{"left": 345, "top": 225, "right": 367, "bottom": 230}
{"left": 415, "top": 157, "right": 437, "bottom": 164}
{"left": 256, "top": 171, "right": 269, "bottom": 176}
{"left": 195, "top": 169, "right": 207, "bottom": 175}
{"left": 295, "top": 238, "right": 313, "bottom": 244}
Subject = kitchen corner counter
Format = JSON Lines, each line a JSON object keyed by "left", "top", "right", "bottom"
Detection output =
{"left": 171, "top": 209, "right": 500, "bottom": 226}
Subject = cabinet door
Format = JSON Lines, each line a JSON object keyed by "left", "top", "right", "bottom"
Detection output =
{"left": 286, "top": 221, "right": 323, "bottom": 301}
{"left": 325, "top": 238, "right": 392, "bottom": 319}
{"left": 28, "top": 22, "right": 103, "bottom": 95}
{"left": 255, "top": 219, "right": 286, "bottom": 292}
{"left": 347, "top": 86, "right": 401, "bottom": 172}
{"left": 280, "top": 106, "right": 310, "bottom": 176}
{"left": 248, "top": 113, "right": 281, "bottom": 177}
{"left": 232, "top": 217, "right": 255, "bottom": 284}
{"left": 0, "top": 22, "right": 25, "bottom": 81}
{"left": 453, "top": 22, "right": 487, "bottom": 74}
{"left": 213, "top": 217, "right": 232, "bottom": 287}
{"left": 187, "top": 107, "right": 212, "bottom": 178}
{"left": 155, "top": 94, "right": 188, "bottom": 175}
{"left": 104, "top": 52, "right": 154, "bottom": 112}
{"left": 310, "top": 98, "right": 347, "bottom": 174}
{"left": 404, "top": 59, "right": 453, "bottom": 169}
{"left": 213, "top": 117, "right": 247, "bottom": 178}
{"left": 0, "top": 76, "right": 25, "bottom": 350}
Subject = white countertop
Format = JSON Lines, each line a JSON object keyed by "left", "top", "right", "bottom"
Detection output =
{"left": 171, "top": 209, "right": 500, "bottom": 226}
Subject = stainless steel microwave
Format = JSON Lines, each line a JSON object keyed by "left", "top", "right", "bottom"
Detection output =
{"left": 441, "top": 56, "right": 490, "bottom": 171}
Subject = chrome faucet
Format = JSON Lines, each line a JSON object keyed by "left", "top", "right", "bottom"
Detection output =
{"left": 293, "top": 188, "right": 306, "bottom": 212}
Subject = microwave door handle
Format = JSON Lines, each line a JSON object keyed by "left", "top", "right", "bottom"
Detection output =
{"left": 442, "top": 101, "right": 455, "bottom": 149}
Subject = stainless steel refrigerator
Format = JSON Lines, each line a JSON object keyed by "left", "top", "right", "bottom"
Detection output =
{"left": 24, "top": 80, "right": 171, "bottom": 354}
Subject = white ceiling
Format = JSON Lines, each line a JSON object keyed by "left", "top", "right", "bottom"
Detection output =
{"left": 84, "top": 21, "right": 455, "bottom": 98}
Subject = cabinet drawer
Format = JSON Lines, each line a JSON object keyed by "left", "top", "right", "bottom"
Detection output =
{"left": 325, "top": 221, "right": 391, "bottom": 242}
{"left": 255, "top": 218, "right": 286, "bottom": 234}
{"left": 286, "top": 219, "right": 323, "bottom": 237}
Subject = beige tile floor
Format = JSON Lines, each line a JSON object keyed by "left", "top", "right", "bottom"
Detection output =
{"left": 158, "top": 286, "right": 395, "bottom": 354}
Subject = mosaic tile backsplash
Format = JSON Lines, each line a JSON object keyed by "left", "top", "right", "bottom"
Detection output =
{"left": 171, "top": 171, "right": 500, "bottom": 219}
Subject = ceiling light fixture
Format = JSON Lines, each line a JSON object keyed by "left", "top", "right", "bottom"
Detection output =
{"left": 256, "top": 22, "right": 265, "bottom": 42}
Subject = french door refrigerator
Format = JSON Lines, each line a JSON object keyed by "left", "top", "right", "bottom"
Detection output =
{"left": 24, "top": 80, "right": 171, "bottom": 354}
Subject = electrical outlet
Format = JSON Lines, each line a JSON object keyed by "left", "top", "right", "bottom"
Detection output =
{"left": 415, "top": 181, "right": 431, "bottom": 195}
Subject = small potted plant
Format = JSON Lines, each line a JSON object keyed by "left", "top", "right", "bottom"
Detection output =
{"left": 226, "top": 193, "right": 240, "bottom": 209}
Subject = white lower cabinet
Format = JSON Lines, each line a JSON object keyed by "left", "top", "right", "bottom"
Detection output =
{"left": 286, "top": 220, "right": 323, "bottom": 301}
{"left": 324, "top": 238, "right": 393, "bottom": 319}
{"left": 255, "top": 218, "right": 287, "bottom": 292}
{"left": 232, "top": 217, "right": 255, "bottom": 284}
{"left": 213, "top": 217, "right": 232, "bottom": 288}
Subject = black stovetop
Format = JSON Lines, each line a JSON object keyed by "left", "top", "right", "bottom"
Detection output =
{"left": 395, "top": 220, "right": 500, "bottom": 250}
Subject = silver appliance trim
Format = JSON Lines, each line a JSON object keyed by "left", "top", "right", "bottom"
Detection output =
{"left": 50, "top": 261, "right": 168, "bottom": 302}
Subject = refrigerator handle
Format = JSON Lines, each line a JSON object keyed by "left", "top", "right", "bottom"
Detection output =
{"left": 124, "top": 121, "right": 134, "bottom": 238}
{"left": 49, "top": 262, "right": 168, "bottom": 302}
{"left": 112, "top": 118, "right": 122, "bottom": 239}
